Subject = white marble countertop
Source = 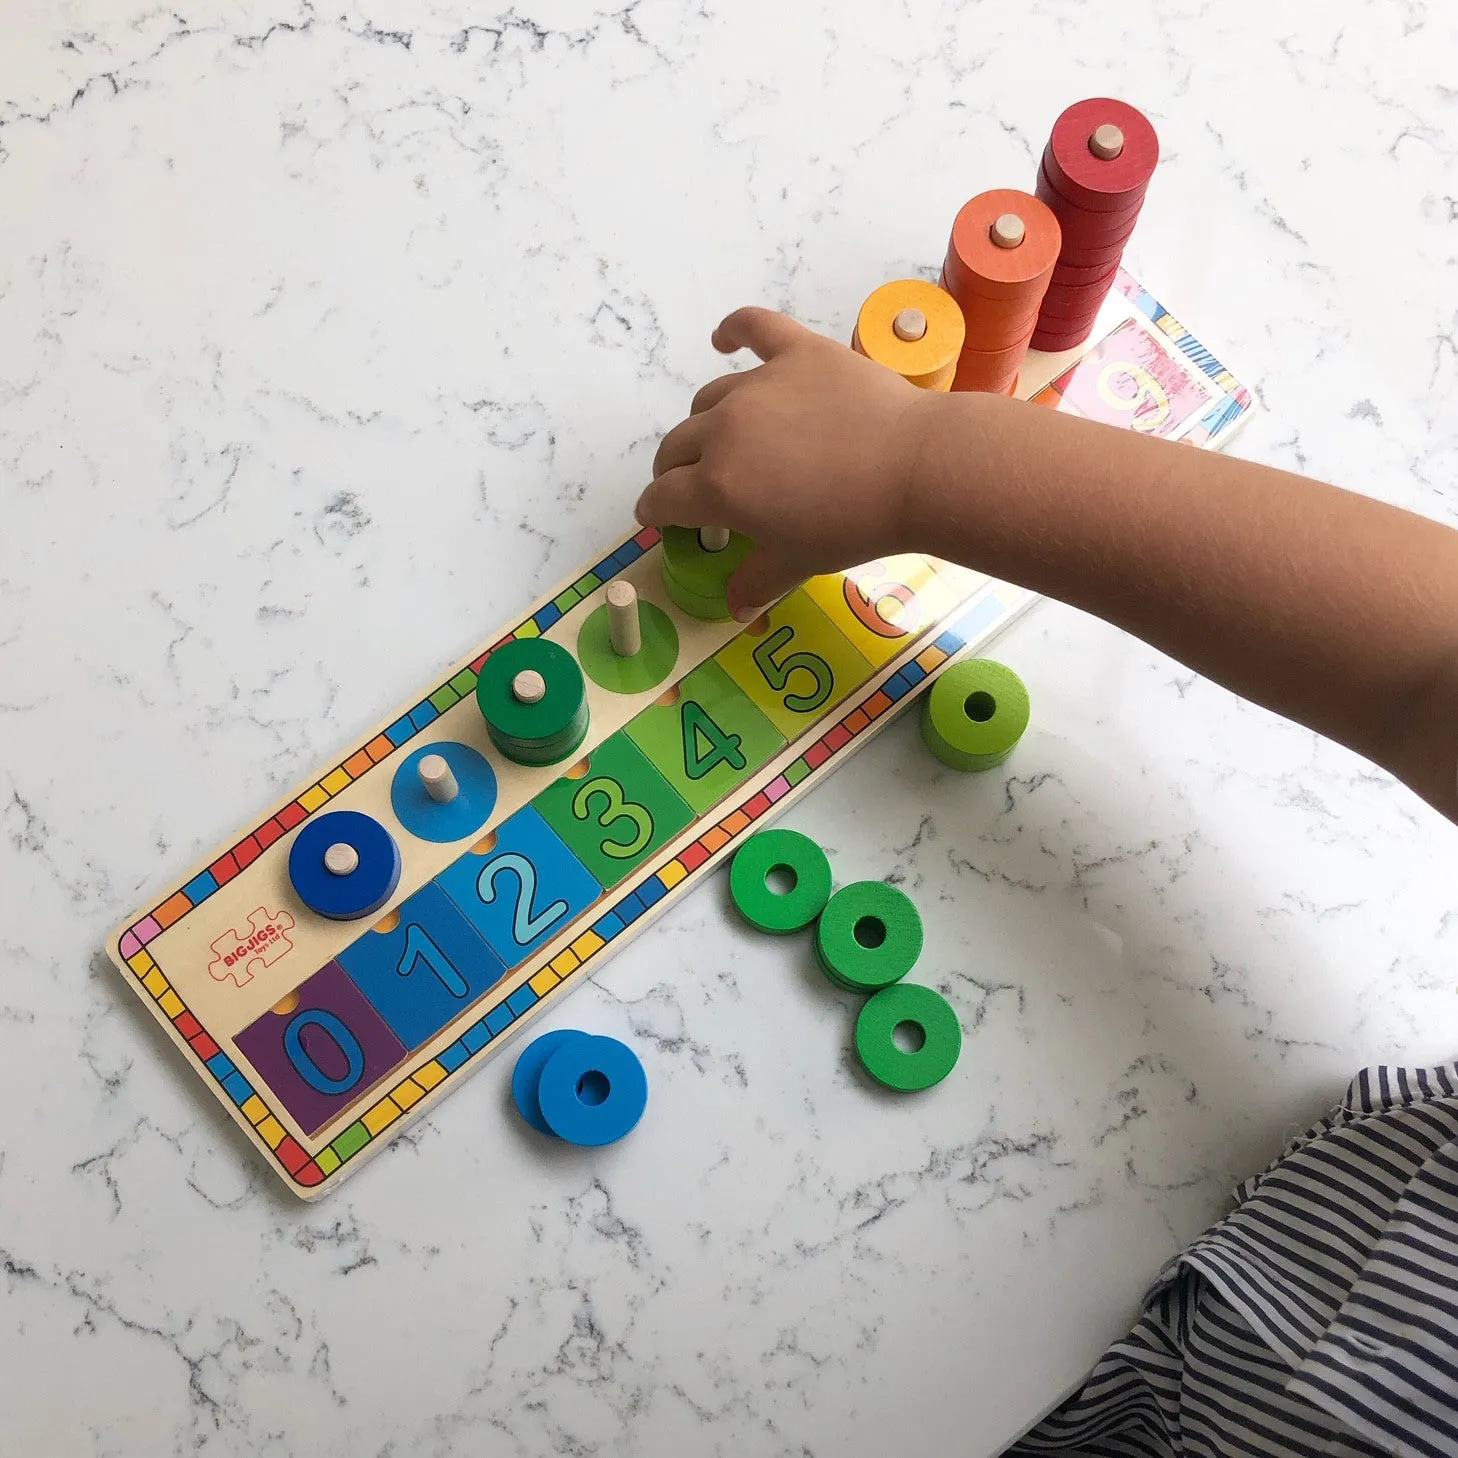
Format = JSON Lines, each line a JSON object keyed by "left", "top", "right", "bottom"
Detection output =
{"left": 3, "top": 3, "right": 1457, "bottom": 1454}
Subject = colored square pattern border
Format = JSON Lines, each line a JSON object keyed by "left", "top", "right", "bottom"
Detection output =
{"left": 116, "top": 527, "right": 664, "bottom": 957}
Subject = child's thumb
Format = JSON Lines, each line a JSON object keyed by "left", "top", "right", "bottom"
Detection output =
{"left": 726, "top": 547, "right": 805, "bottom": 623}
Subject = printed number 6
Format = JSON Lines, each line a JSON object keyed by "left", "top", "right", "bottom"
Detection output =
{"left": 752, "top": 624, "right": 833, "bottom": 712}
{"left": 477, "top": 852, "right": 569, "bottom": 947}
{"left": 844, "top": 563, "right": 920, "bottom": 639}
{"left": 573, "top": 777, "right": 652, "bottom": 860}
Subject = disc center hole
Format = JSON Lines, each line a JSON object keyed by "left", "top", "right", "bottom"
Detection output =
{"left": 964, "top": 691, "right": 996, "bottom": 723}
{"left": 576, "top": 1070, "right": 610, "bottom": 1106}
{"left": 766, "top": 864, "right": 798, "bottom": 897}
{"left": 892, "top": 1021, "right": 926, "bottom": 1054}
{"left": 853, "top": 916, "right": 887, "bottom": 949}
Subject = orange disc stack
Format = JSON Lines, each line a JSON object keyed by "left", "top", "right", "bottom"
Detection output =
{"left": 1032, "top": 98, "right": 1159, "bottom": 352}
{"left": 939, "top": 189, "right": 1061, "bottom": 394}
{"left": 852, "top": 279, "right": 965, "bottom": 391}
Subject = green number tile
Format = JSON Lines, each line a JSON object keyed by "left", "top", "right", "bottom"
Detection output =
{"left": 715, "top": 589, "right": 873, "bottom": 738}
{"left": 532, "top": 731, "right": 694, "bottom": 887}
{"left": 624, "top": 661, "right": 785, "bottom": 814}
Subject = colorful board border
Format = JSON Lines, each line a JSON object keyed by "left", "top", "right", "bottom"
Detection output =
{"left": 106, "top": 273, "right": 1256, "bottom": 1198}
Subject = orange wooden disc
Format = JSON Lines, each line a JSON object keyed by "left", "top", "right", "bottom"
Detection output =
{"left": 938, "top": 267, "right": 1045, "bottom": 352}
{"left": 853, "top": 279, "right": 965, "bottom": 389}
{"left": 947, "top": 190, "right": 1062, "bottom": 301}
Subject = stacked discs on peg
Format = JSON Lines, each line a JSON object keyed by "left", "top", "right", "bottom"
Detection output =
{"left": 660, "top": 525, "right": 753, "bottom": 620}
{"left": 1032, "top": 98, "right": 1159, "bottom": 352}
{"left": 939, "top": 189, "right": 1062, "bottom": 395}
{"left": 288, "top": 810, "right": 401, "bottom": 920}
{"left": 475, "top": 638, "right": 590, "bottom": 766}
{"left": 851, "top": 279, "right": 965, "bottom": 392}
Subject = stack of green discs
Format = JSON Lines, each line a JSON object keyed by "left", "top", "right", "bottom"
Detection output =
{"left": 921, "top": 658, "right": 1029, "bottom": 772}
{"left": 659, "top": 526, "right": 754, "bottom": 620}
{"left": 475, "top": 638, "right": 590, "bottom": 766}
{"left": 814, "top": 880, "right": 924, "bottom": 993}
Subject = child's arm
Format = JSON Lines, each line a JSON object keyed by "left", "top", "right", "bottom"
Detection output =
{"left": 637, "top": 308, "right": 1458, "bottom": 820}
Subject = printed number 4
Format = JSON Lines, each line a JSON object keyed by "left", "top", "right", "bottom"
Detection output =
{"left": 752, "top": 624, "right": 833, "bottom": 712}
{"left": 573, "top": 777, "right": 653, "bottom": 860}
{"left": 681, "top": 700, "right": 746, "bottom": 781}
{"left": 477, "top": 852, "right": 569, "bottom": 946}
{"left": 397, "top": 922, "right": 469, "bottom": 999}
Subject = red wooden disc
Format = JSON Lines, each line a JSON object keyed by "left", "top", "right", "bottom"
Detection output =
{"left": 946, "top": 189, "right": 1062, "bottom": 300}
{"left": 1045, "top": 98, "right": 1158, "bottom": 211}
{"left": 1030, "top": 320, "right": 1098, "bottom": 353}
{"left": 1055, "top": 236, "right": 1130, "bottom": 269}
{"left": 1049, "top": 257, "right": 1122, "bottom": 288}
{"left": 1036, "top": 166, "right": 1145, "bottom": 246}
{"left": 1037, "top": 282, "right": 1116, "bottom": 322}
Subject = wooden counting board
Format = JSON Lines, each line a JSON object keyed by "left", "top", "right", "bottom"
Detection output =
{"left": 106, "top": 273, "right": 1254, "bottom": 1199}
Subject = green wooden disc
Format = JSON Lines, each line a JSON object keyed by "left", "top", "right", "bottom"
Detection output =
{"left": 476, "top": 638, "right": 589, "bottom": 759}
{"left": 814, "top": 881, "right": 923, "bottom": 992}
{"left": 660, "top": 527, "right": 753, "bottom": 619}
{"left": 854, "top": 983, "right": 962, "bottom": 1091}
{"left": 921, "top": 658, "right": 1029, "bottom": 772}
{"left": 729, "top": 829, "right": 833, "bottom": 934}
{"left": 576, "top": 599, "right": 680, "bottom": 694}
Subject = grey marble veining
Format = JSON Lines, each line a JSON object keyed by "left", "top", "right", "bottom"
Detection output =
{"left": 3, "top": 3, "right": 1457, "bottom": 1454}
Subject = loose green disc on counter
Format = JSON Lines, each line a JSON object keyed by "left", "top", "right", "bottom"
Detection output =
{"left": 854, "top": 983, "right": 961, "bottom": 1091}
{"left": 660, "top": 527, "right": 754, "bottom": 621}
{"left": 814, "top": 880, "right": 923, "bottom": 992}
{"left": 475, "top": 638, "right": 589, "bottom": 765}
{"left": 921, "top": 658, "right": 1029, "bottom": 772}
{"left": 729, "top": 828, "right": 833, "bottom": 934}
{"left": 576, "top": 598, "right": 680, "bottom": 694}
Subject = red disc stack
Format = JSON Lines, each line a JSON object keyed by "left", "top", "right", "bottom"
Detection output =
{"left": 939, "top": 188, "right": 1061, "bottom": 394}
{"left": 1031, "top": 98, "right": 1159, "bottom": 353}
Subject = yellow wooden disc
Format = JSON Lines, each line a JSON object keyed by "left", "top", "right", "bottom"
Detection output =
{"left": 854, "top": 280, "right": 965, "bottom": 388}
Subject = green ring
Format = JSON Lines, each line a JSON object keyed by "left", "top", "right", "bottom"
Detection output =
{"left": 729, "top": 829, "right": 833, "bottom": 934}
{"left": 476, "top": 638, "right": 588, "bottom": 758}
{"left": 814, "top": 881, "right": 923, "bottom": 992}
{"left": 854, "top": 983, "right": 961, "bottom": 1091}
{"left": 921, "top": 658, "right": 1029, "bottom": 772}
{"left": 576, "top": 599, "right": 680, "bottom": 694}
{"left": 660, "top": 528, "right": 754, "bottom": 619}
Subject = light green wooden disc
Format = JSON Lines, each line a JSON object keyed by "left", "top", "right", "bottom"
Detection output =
{"left": 660, "top": 527, "right": 753, "bottom": 619}
{"left": 576, "top": 599, "right": 680, "bottom": 693}
{"left": 921, "top": 658, "right": 1029, "bottom": 772}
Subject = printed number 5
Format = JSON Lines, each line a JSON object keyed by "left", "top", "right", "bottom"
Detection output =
{"left": 573, "top": 777, "right": 653, "bottom": 860}
{"left": 752, "top": 624, "right": 833, "bottom": 712}
{"left": 477, "top": 852, "right": 568, "bottom": 947}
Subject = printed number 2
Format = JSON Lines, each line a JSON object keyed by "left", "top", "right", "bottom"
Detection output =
{"left": 397, "top": 922, "right": 468, "bottom": 999}
{"left": 573, "top": 777, "right": 652, "bottom": 860}
{"left": 477, "top": 852, "right": 569, "bottom": 947}
{"left": 752, "top": 624, "right": 833, "bottom": 712}
{"left": 681, "top": 700, "right": 746, "bottom": 781}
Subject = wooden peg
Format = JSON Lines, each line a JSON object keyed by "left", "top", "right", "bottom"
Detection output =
{"left": 1089, "top": 123, "right": 1125, "bottom": 160}
{"left": 989, "top": 213, "right": 1026, "bottom": 249}
{"left": 323, "top": 842, "right": 359, "bottom": 876}
{"left": 418, "top": 752, "right": 459, "bottom": 804}
{"left": 605, "top": 580, "right": 642, "bottom": 657}
{"left": 698, "top": 526, "right": 731, "bottom": 553}
{"left": 512, "top": 669, "right": 547, "bottom": 704}
{"left": 891, "top": 307, "right": 927, "bottom": 342}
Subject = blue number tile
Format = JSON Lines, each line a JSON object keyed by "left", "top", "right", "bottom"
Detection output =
{"left": 506, "top": 985, "right": 538, "bottom": 1017}
{"left": 636, "top": 877, "right": 667, "bottom": 910}
{"left": 932, "top": 630, "right": 963, "bottom": 655}
{"left": 184, "top": 870, "right": 218, "bottom": 903}
{"left": 436, "top": 805, "right": 602, "bottom": 967}
{"left": 533, "top": 602, "right": 563, "bottom": 631}
{"left": 901, "top": 660, "right": 927, "bottom": 687}
{"left": 591, "top": 910, "right": 625, "bottom": 942}
{"left": 386, "top": 716, "right": 415, "bottom": 746}
{"left": 462, "top": 1021, "right": 491, "bottom": 1054}
{"left": 336, "top": 883, "right": 507, "bottom": 1051}
{"left": 614, "top": 891, "right": 646, "bottom": 926}
{"left": 438, "top": 1041, "right": 470, "bottom": 1072}
{"left": 485, "top": 1004, "right": 515, "bottom": 1037}
{"left": 206, "top": 1051, "right": 236, "bottom": 1080}
{"left": 221, "top": 1070, "right": 254, "bottom": 1105}
{"left": 409, "top": 701, "right": 439, "bottom": 731}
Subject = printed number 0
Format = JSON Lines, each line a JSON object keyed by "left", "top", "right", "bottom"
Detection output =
{"left": 752, "top": 624, "right": 833, "bottom": 712}
{"left": 397, "top": 922, "right": 468, "bottom": 999}
{"left": 477, "top": 852, "right": 569, "bottom": 947}
{"left": 283, "top": 1009, "right": 365, "bottom": 1095}
{"left": 1095, "top": 361, "right": 1170, "bottom": 433}
{"left": 573, "top": 777, "right": 653, "bottom": 860}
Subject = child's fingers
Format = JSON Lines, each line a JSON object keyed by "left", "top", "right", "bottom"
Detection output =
{"left": 634, "top": 465, "right": 713, "bottom": 530}
{"left": 712, "top": 307, "right": 808, "bottom": 362}
{"left": 726, "top": 547, "right": 806, "bottom": 623}
{"left": 652, "top": 415, "right": 710, "bottom": 479}
{"left": 690, "top": 370, "right": 752, "bottom": 416}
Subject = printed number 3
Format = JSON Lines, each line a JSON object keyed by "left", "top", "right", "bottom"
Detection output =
{"left": 752, "top": 624, "right": 833, "bottom": 712}
{"left": 397, "top": 922, "right": 469, "bottom": 998}
{"left": 477, "top": 852, "right": 569, "bottom": 946}
{"left": 573, "top": 777, "right": 652, "bottom": 860}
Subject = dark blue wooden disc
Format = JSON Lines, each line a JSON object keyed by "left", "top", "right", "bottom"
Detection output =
{"left": 288, "top": 810, "right": 401, "bottom": 921}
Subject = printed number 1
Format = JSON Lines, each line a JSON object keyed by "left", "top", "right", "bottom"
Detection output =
{"left": 752, "top": 624, "right": 833, "bottom": 712}
{"left": 477, "top": 852, "right": 569, "bottom": 947}
{"left": 397, "top": 922, "right": 468, "bottom": 999}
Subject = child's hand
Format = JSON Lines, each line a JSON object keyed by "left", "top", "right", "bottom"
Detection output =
{"left": 636, "top": 307, "right": 937, "bottom": 620}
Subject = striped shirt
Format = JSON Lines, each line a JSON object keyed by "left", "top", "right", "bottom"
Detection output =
{"left": 1008, "top": 1061, "right": 1458, "bottom": 1458}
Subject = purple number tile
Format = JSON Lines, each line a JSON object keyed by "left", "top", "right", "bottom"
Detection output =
{"left": 235, "top": 960, "right": 407, "bottom": 1136}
